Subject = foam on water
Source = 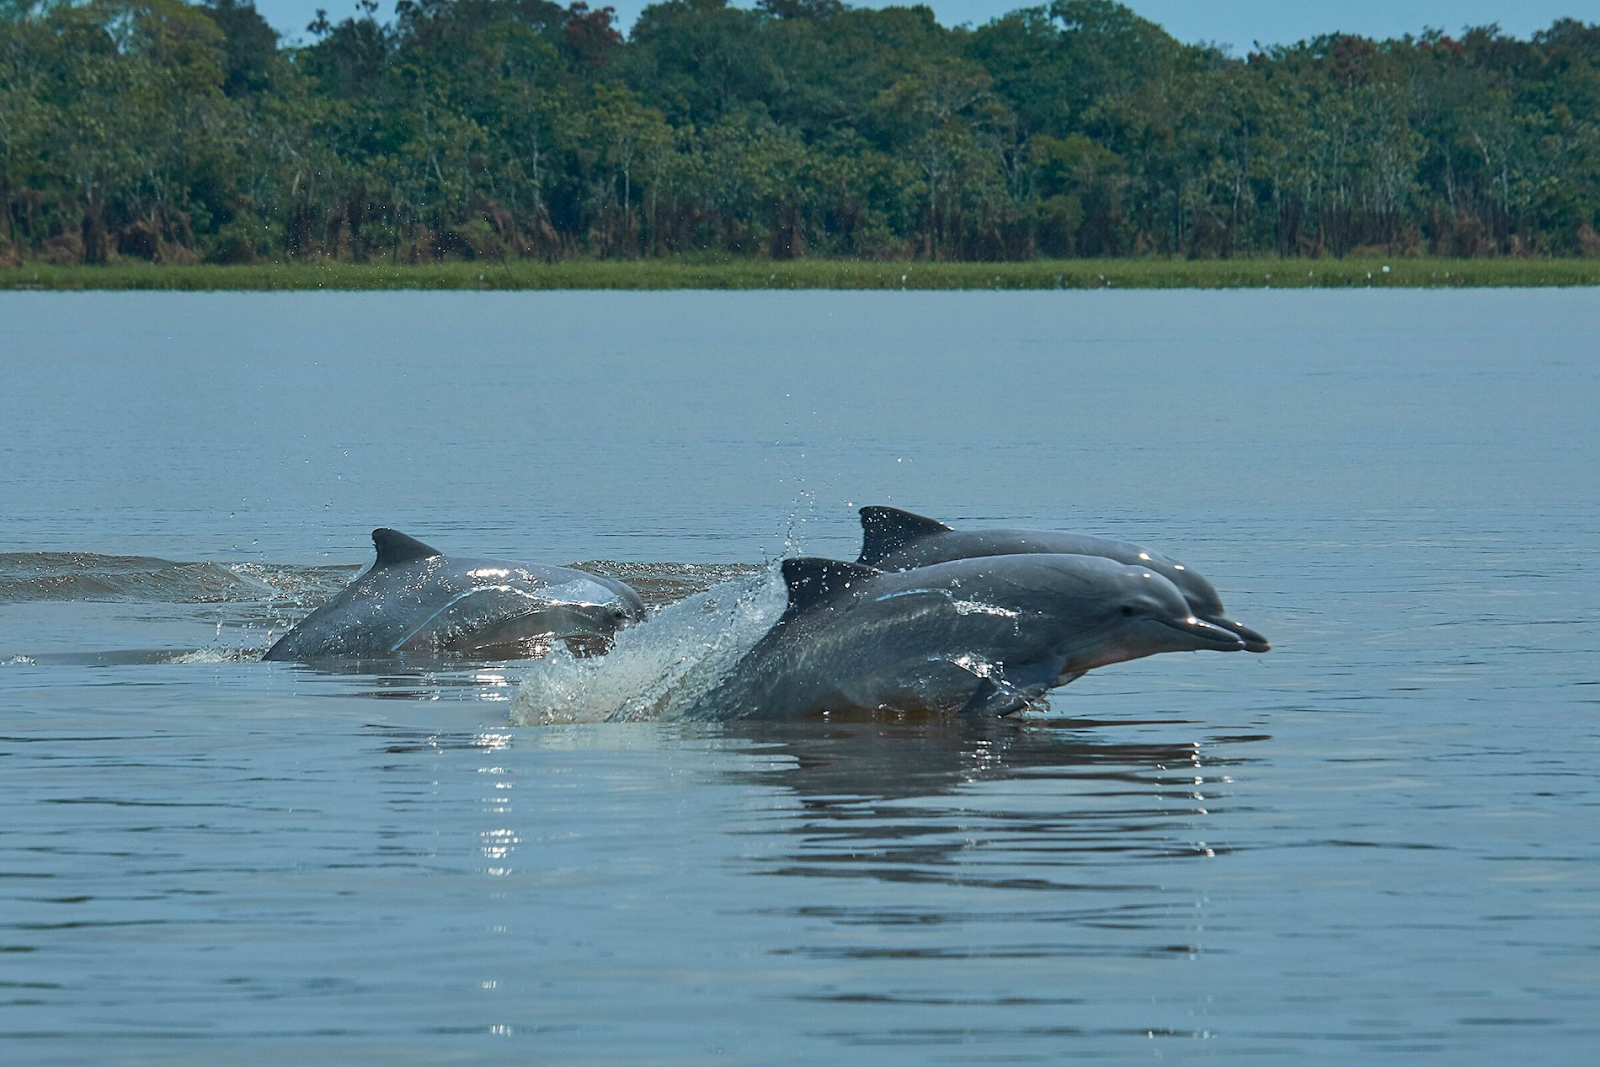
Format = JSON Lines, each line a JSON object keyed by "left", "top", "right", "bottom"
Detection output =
{"left": 165, "top": 647, "right": 262, "bottom": 665}
{"left": 510, "top": 566, "right": 788, "bottom": 725}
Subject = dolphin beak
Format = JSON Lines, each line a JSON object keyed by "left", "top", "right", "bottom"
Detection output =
{"left": 1205, "top": 616, "right": 1271, "bottom": 653}
{"left": 1160, "top": 616, "right": 1246, "bottom": 652}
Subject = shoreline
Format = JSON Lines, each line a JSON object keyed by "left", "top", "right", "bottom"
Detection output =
{"left": 3, "top": 258, "right": 1599, "bottom": 292}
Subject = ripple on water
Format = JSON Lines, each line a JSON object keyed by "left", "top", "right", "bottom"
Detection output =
{"left": 3, "top": 290, "right": 1600, "bottom": 1061}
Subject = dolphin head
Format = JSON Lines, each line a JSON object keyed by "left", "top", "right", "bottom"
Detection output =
{"left": 605, "top": 578, "right": 648, "bottom": 627}
{"left": 1035, "top": 560, "right": 1246, "bottom": 675}
{"left": 556, "top": 574, "right": 647, "bottom": 635}
{"left": 1149, "top": 561, "right": 1271, "bottom": 653}
{"left": 440, "top": 568, "right": 647, "bottom": 658}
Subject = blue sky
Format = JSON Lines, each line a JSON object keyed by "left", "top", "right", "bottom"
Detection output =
{"left": 252, "top": 0, "right": 1600, "bottom": 51}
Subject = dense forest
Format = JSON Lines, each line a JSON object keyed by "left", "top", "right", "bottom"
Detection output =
{"left": 1, "top": 0, "right": 1598, "bottom": 266}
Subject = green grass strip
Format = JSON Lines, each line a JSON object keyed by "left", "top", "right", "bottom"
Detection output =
{"left": 4, "top": 258, "right": 1599, "bottom": 291}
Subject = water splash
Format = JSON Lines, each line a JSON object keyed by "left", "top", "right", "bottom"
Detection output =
{"left": 510, "top": 567, "right": 788, "bottom": 726}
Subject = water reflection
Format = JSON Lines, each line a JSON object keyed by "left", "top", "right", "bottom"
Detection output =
{"left": 722, "top": 715, "right": 1252, "bottom": 803}
{"left": 285, "top": 662, "right": 532, "bottom": 704}
{"left": 719, "top": 719, "right": 1256, "bottom": 887}
{"left": 367, "top": 725, "right": 517, "bottom": 754}
{"left": 698, "top": 718, "right": 1263, "bottom": 1041}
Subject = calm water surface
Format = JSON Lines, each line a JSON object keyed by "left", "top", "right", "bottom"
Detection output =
{"left": 1, "top": 290, "right": 1597, "bottom": 1063}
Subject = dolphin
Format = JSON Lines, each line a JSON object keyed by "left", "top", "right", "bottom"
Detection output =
{"left": 263, "top": 529, "right": 646, "bottom": 662}
{"left": 687, "top": 554, "right": 1245, "bottom": 721}
{"left": 857, "top": 506, "right": 1269, "bottom": 653}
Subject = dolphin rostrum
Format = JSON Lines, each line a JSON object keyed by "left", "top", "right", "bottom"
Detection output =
{"left": 857, "top": 506, "right": 1269, "bottom": 653}
{"left": 263, "top": 529, "right": 646, "bottom": 662}
{"left": 688, "top": 554, "right": 1245, "bottom": 720}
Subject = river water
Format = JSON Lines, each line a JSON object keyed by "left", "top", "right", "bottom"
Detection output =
{"left": 2, "top": 290, "right": 1596, "bottom": 1063}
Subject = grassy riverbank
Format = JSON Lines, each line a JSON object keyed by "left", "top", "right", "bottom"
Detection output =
{"left": 3, "top": 258, "right": 1599, "bottom": 292}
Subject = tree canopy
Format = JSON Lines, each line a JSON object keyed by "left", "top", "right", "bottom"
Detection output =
{"left": 2, "top": 0, "right": 1597, "bottom": 265}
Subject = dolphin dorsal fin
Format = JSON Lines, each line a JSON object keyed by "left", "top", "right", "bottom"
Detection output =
{"left": 371, "top": 528, "right": 442, "bottom": 568}
{"left": 857, "top": 506, "right": 953, "bottom": 566}
{"left": 781, "top": 557, "right": 878, "bottom": 614}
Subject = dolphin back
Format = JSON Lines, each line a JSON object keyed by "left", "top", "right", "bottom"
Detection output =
{"left": 857, "top": 507, "right": 953, "bottom": 567}
{"left": 371, "top": 528, "right": 442, "bottom": 568}
{"left": 779, "top": 557, "right": 879, "bottom": 617}
{"left": 697, "top": 555, "right": 1120, "bottom": 721}
{"left": 856, "top": 506, "right": 1268, "bottom": 652}
{"left": 263, "top": 529, "right": 644, "bottom": 663}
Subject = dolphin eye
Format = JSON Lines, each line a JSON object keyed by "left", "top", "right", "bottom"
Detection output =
{"left": 1119, "top": 605, "right": 1136, "bottom": 617}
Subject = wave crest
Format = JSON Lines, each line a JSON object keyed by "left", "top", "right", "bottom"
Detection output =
{"left": 0, "top": 552, "right": 354, "bottom": 606}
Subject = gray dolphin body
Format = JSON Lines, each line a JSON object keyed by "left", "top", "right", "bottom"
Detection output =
{"left": 689, "top": 554, "right": 1245, "bottom": 721}
{"left": 263, "top": 529, "right": 645, "bottom": 662}
{"left": 858, "top": 507, "right": 1270, "bottom": 653}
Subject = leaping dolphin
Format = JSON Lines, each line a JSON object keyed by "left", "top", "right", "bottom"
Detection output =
{"left": 687, "top": 554, "right": 1245, "bottom": 721}
{"left": 263, "top": 529, "right": 646, "bottom": 663}
{"left": 857, "top": 506, "right": 1269, "bottom": 653}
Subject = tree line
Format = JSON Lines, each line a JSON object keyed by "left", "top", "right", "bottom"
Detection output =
{"left": 2, "top": 0, "right": 1597, "bottom": 266}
